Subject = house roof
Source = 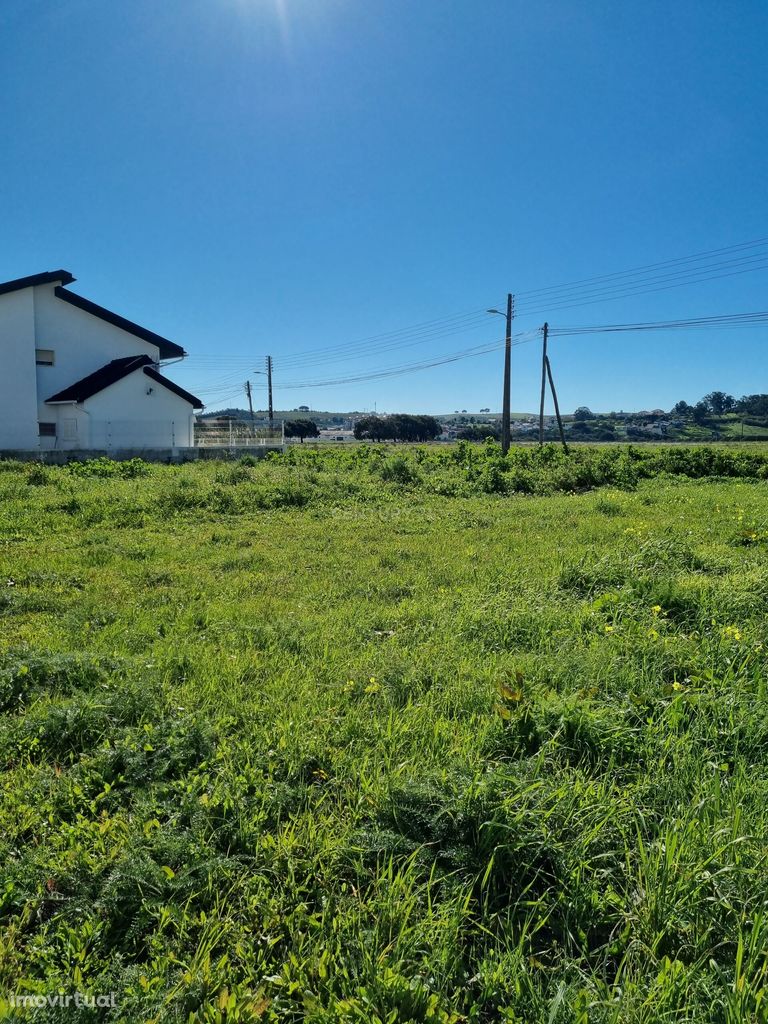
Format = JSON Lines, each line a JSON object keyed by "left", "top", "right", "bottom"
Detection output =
{"left": 143, "top": 366, "right": 204, "bottom": 408}
{"left": 0, "top": 269, "right": 185, "bottom": 360}
{"left": 45, "top": 355, "right": 203, "bottom": 409}
{"left": 45, "top": 355, "right": 153, "bottom": 403}
{"left": 0, "top": 270, "right": 75, "bottom": 296}
{"left": 54, "top": 288, "right": 186, "bottom": 360}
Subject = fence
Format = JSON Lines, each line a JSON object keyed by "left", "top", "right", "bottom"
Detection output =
{"left": 194, "top": 419, "right": 285, "bottom": 448}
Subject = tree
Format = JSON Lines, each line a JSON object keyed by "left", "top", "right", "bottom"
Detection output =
{"left": 457, "top": 424, "right": 500, "bottom": 442}
{"left": 388, "top": 414, "right": 442, "bottom": 442}
{"left": 692, "top": 401, "right": 710, "bottom": 424}
{"left": 735, "top": 394, "right": 768, "bottom": 417}
{"left": 701, "top": 391, "right": 735, "bottom": 415}
{"left": 671, "top": 400, "right": 692, "bottom": 417}
{"left": 573, "top": 406, "right": 594, "bottom": 421}
{"left": 354, "top": 414, "right": 442, "bottom": 442}
{"left": 354, "top": 415, "right": 387, "bottom": 441}
{"left": 413, "top": 415, "right": 442, "bottom": 441}
{"left": 284, "top": 419, "right": 320, "bottom": 443}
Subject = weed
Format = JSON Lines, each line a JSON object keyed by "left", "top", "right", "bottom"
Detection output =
{"left": 1, "top": 448, "right": 768, "bottom": 1021}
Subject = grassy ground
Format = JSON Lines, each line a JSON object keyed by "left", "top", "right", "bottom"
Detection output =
{"left": 1, "top": 446, "right": 768, "bottom": 1022}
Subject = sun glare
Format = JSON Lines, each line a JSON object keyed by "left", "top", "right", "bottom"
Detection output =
{"left": 230, "top": 0, "right": 292, "bottom": 50}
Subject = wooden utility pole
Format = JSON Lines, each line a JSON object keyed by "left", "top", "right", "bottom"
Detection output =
{"left": 266, "top": 356, "right": 274, "bottom": 427}
{"left": 244, "top": 380, "right": 255, "bottom": 426}
{"left": 501, "top": 293, "right": 513, "bottom": 454}
{"left": 538, "top": 322, "right": 549, "bottom": 445}
{"left": 545, "top": 355, "right": 569, "bottom": 453}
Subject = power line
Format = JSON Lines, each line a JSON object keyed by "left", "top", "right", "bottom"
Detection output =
{"left": 198, "top": 305, "right": 767, "bottom": 403}
{"left": 513, "top": 235, "right": 768, "bottom": 300}
{"left": 548, "top": 310, "right": 768, "bottom": 336}
{"left": 512, "top": 251, "right": 768, "bottom": 317}
{"left": 273, "top": 332, "right": 542, "bottom": 390}
{"left": 279, "top": 238, "right": 768, "bottom": 364}
{"left": 179, "top": 312, "right": 495, "bottom": 379}
{"left": 277, "top": 246, "right": 768, "bottom": 365}
{"left": 267, "top": 306, "right": 768, "bottom": 393}
{"left": 275, "top": 312, "right": 494, "bottom": 370}
{"left": 183, "top": 236, "right": 768, "bottom": 382}
{"left": 187, "top": 235, "right": 768, "bottom": 409}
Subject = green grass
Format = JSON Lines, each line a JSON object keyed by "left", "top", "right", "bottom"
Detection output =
{"left": 716, "top": 420, "right": 768, "bottom": 440}
{"left": 1, "top": 445, "right": 768, "bottom": 1022}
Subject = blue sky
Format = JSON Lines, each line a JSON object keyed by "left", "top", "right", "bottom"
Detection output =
{"left": 2, "top": 0, "right": 767, "bottom": 414}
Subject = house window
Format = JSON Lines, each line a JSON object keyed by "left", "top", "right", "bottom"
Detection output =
{"left": 38, "top": 422, "right": 57, "bottom": 437}
{"left": 36, "top": 349, "right": 55, "bottom": 366}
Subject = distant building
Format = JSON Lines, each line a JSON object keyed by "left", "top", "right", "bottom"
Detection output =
{"left": 0, "top": 270, "right": 202, "bottom": 451}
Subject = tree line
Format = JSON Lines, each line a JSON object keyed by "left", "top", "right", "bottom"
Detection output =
{"left": 671, "top": 392, "right": 768, "bottom": 421}
{"left": 574, "top": 392, "right": 768, "bottom": 423}
{"left": 353, "top": 414, "right": 442, "bottom": 442}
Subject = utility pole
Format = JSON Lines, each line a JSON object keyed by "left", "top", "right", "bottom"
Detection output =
{"left": 487, "top": 295, "right": 514, "bottom": 453}
{"left": 244, "top": 380, "right": 255, "bottom": 426}
{"left": 545, "top": 354, "right": 569, "bottom": 453}
{"left": 266, "top": 355, "right": 274, "bottom": 428}
{"left": 502, "top": 293, "right": 513, "bottom": 454}
{"left": 539, "top": 322, "right": 549, "bottom": 445}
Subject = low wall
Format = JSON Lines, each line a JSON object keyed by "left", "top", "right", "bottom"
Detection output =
{"left": 0, "top": 445, "right": 286, "bottom": 465}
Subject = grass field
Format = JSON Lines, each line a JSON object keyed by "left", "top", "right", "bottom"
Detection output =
{"left": 1, "top": 444, "right": 768, "bottom": 1023}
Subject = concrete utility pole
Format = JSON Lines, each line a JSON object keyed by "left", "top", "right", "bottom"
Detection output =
{"left": 244, "top": 380, "right": 255, "bottom": 426}
{"left": 502, "top": 293, "right": 513, "bottom": 453}
{"left": 539, "top": 322, "right": 548, "bottom": 445}
{"left": 487, "top": 293, "right": 514, "bottom": 454}
{"left": 266, "top": 355, "right": 274, "bottom": 427}
{"left": 545, "top": 352, "right": 568, "bottom": 453}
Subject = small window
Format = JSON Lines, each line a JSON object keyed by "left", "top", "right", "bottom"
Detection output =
{"left": 36, "top": 349, "right": 55, "bottom": 366}
{"left": 38, "top": 422, "right": 57, "bottom": 436}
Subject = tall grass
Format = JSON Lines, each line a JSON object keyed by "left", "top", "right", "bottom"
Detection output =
{"left": 0, "top": 447, "right": 767, "bottom": 1021}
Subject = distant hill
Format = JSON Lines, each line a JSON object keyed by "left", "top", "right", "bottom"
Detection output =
{"left": 200, "top": 407, "right": 362, "bottom": 427}
{"left": 199, "top": 401, "right": 768, "bottom": 443}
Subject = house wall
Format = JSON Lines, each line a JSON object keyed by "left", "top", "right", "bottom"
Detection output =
{"left": 81, "top": 371, "right": 196, "bottom": 449}
{"left": 1, "top": 279, "right": 194, "bottom": 451}
{"left": 33, "top": 284, "right": 162, "bottom": 426}
{"left": 38, "top": 404, "right": 91, "bottom": 452}
{"left": 0, "top": 288, "right": 40, "bottom": 449}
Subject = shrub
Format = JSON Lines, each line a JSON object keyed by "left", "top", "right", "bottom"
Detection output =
{"left": 67, "top": 457, "right": 152, "bottom": 479}
{"left": 378, "top": 455, "right": 421, "bottom": 486}
{"left": 26, "top": 463, "right": 50, "bottom": 486}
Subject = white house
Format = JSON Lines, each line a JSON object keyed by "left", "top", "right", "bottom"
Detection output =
{"left": 0, "top": 270, "right": 202, "bottom": 451}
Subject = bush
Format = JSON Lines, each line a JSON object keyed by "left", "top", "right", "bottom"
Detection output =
{"left": 67, "top": 457, "right": 152, "bottom": 479}
{"left": 26, "top": 464, "right": 51, "bottom": 486}
{"left": 378, "top": 455, "right": 421, "bottom": 486}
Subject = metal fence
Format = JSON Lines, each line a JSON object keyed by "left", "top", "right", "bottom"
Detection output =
{"left": 194, "top": 420, "right": 285, "bottom": 448}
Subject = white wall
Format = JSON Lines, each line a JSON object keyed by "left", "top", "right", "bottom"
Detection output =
{"left": 39, "top": 404, "right": 90, "bottom": 452}
{"left": 33, "top": 283, "right": 161, "bottom": 422}
{"left": 80, "top": 370, "right": 196, "bottom": 448}
{"left": 2, "top": 280, "right": 194, "bottom": 450}
{"left": 0, "top": 289, "right": 39, "bottom": 449}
